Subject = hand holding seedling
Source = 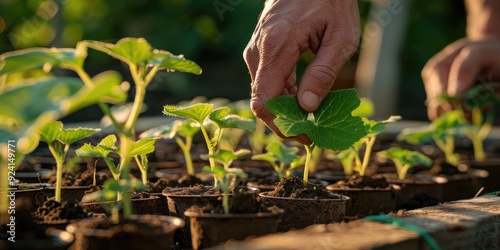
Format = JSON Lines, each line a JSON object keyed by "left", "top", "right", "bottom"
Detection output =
{"left": 243, "top": 0, "right": 360, "bottom": 141}
{"left": 421, "top": 0, "right": 500, "bottom": 120}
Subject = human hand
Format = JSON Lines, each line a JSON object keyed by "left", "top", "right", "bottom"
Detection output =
{"left": 421, "top": 37, "right": 500, "bottom": 120}
{"left": 243, "top": 0, "right": 360, "bottom": 143}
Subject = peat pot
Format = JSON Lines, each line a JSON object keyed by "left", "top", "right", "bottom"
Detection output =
{"left": 65, "top": 214, "right": 184, "bottom": 250}
{"left": 184, "top": 209, "right": 284, "bottom": 249}
{"left": 259, "top": 192, "right": 349, "bottom": 232}
{"left": 326, "top": 185, "right": 399, "bottom": 218}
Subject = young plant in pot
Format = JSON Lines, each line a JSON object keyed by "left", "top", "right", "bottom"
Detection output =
{"left": 13, "top": 37, "right": 202, "bottom": 250}
{"left": 0, "top": 42, "right": 129, "bottom": 247}
{"left": 185, "top": 148, "right": 283, "bottom": 249}
{"left": 250, "top": 141, "right": 305, "bottom": 191}
{"left": 325, "top": 115, "right": 401, "bottom": 218}
{"left": 260, "top": 89, "right": 367, "bottom": 231}
{"left": 438, "top": 83, "right": 500, "bottom": 193}
{"left": 161, "top": 103, "right": 256, "bottom": 247}
{"left": 397, "top": 109, "right": 485, "bottom": 202}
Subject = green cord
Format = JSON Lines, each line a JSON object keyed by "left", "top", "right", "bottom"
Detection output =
{"left": 364, "top": 214, "right": 441, "bottom": 250}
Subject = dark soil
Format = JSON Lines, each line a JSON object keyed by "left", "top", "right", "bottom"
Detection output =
{"left": 163, "top": 184, "right": 222, "bottom": 196}
{"left": 266, "top": 176, "right": 336, "bottom": 199}
{"left": 330, "top": 175, "right": 391, "bottom": 189}
{"left": 47, "top": 168, "right": 110, "bottom": 186}
{"left": 32, "top": 197, "right": 91, "bottom": 223}
{"left": 147, "top": 174, "right": 206, "bottom": 193}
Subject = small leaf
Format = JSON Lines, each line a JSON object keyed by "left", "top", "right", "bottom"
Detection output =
{"left": 265, "top": 142, "right": 300, "bottom": 164}
{"left": 377, "top": 147, "right": 432, "bottom": 167}
{"left": 251, "top": 154, "right": 276, "bottom": 163}
{"left": 83, "top": 38, "right": 153, "bottom": 66}
{"left": 128, "top": 138, "right": 156, "bottom": 157}
{"left": 368, "top": 115, "right": 402, "bottom": 135}
{"left": 76, "top": 134, "right": 117, "bottom": 158}
{"left": 149, "top": 50, "right": 202, "bottom": 75}
{"left": 211, "top": 114, "right": 256, "bottom": 132}
{"left": 210, "top": 148, "right": 250, "bottom": 166}
{"left": 39, "top": 121, "right": 63, "bottom": 144}
{"left": 163, "top": 103, "right": 213, "bottom": 124}
{"left": 352, "top": 97, "right": 374, "bottom": 117}
{"left": 58, "top": 127, "right": 100, "bottom": 145}
{"left": 210, "top": 107, "right": 231, "bottom": 121}
{"left": 265, "top": 89, "right": 368, "bottom": 151}
{"left": 99, "top": 134, "right": 118, "bottom": 149}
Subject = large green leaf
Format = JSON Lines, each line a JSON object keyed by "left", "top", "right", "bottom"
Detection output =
{"left": 377, "top": 147, "right": 432, "bottom": 167}
{"left": 163, "top": 103, "right": 213, "bottom": 124}
{"left": 265, "top": 89, "right": 368, "bottom": 151}
{"left": 76, "top": 134, "right": 117, "bottom": 158}
{"left": 0, "top": 48, "right": 85, "bottom": 75}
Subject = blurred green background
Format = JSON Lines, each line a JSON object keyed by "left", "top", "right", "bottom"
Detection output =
{"left": 0, "top": 0, "right": 465, "bottom": 122}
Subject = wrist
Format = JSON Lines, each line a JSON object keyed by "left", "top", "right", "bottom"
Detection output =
{"left": 466, "top": 0, "right": 500, "bottom": 39}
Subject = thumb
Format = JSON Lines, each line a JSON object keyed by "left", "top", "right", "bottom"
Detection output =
{"left": 298, "top": 40, "right": 358, "bottom": 113}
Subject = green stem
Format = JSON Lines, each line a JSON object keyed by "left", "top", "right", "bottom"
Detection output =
{"left": 134, "top": 156, "right": 148, "bottom": 185}
{"left": 176, "top": 136, "right": 195, "bottom": 176}
{"left": 394, "top": 161, "right": 409, "bottom": 180}
{"left": 223, "top": 188, "right": 229, "bottom": 215}
{"left": 303, "top": 144, "right": 315, "bottom": 186}
{"left": 341, "top": 151, "right": 355, "bottom": 176}
{"left": 359, "top": 137, "right": 376, "bottom": 176}
{"left": 48, "top": 143, "right": 65, "bottom": 203}
{"left": 74, "top": 67, "right": 128, "bottom": 136}
{"left": 199, "top": 124, "right": 217, "bottom": 185}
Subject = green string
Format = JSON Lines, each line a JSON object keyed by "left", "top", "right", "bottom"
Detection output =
{"left": 483, "top": 191, "right": 500, "bottom": 196}
{"left": 364, "top": 214, "right": 441, "bottom": 250}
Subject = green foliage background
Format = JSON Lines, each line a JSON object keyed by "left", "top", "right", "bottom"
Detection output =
{"left": 0, "top": 0, "right": 465, "bottom": 122}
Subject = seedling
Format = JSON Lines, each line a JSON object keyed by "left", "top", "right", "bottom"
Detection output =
{"left": 265, "top": 89, "right": 368, "bottom": 185}
{"left": 39, "top": 121, "right": 100, "bottom": 202}
{"left": 398, "top": 110, "right": 466, "bottom": 166}
{"left": 163, "top": 104, "right": 255, "bottom": 185}
{"left": 377, "top": 147, "right": 432, "bottom": 180}
{"left": 140, "top": 119, "right": 200, "bottom": 176}
{"left": 204, "top": 148, "right": 250, "bottom": 214}
{"left": 0, "top": 37, "right": 202, "bottom": 219}
{"left": 251, "top": 141, "right": 305, "bottom": 180}
{"left": 439, "top": 83, "right": 500, "bottom": 161}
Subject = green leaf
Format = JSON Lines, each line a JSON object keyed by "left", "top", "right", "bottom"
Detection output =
{"left": 265, "top": 89, "right": 368, "bottom": 151}
{"left": 377, "top": 147, "right": 432, "bottom": 167}
{"left": 128, "top": 138, "right": 156, "bottom": 157}
{"left": 149, "top": 50, "right": 202, "bottom": 75}
{"left": 211, "top": 114, "right": 256, "bottom": 132}
{"left": 352, "top": 97, "right": 374, "bottom": 117}
{"left": 251, "top": 154, "right": 277, "bottom": 163}
{"left": 58, "top": 127, "right": 100, "bottom": 145}
{"left": 210, "top": 107, "right": 232, "bottom": 121}
{"left": 63, "top": 71, "right": 127, "bottom": 114}
{"left": 76, "top": 134, "right": 117, "bottom": 158}
{"left": 139, "top": 120, "right": 177, "bottom": 139}
{"left": 83, "top": 38, "right": 153, "bottom": 66}
{"left": 210, "top": 148, "right": 250, "bottom": 166}
{"left": 0, "top": 48, "right": 85, "bottom": 75}
{"left": 175, "top": 120, "right": 200, "bottom": 138}
{"left": 265, "top": 142, "right": 300, "bottom": 164}
{"left": 39, "top": 121, "right": 63, "bottom": 144}
{"left": 368, "top": 115, "right": 402, "bottom": 135}
{"left": 163, "top": 103, "right": 213, "bottom": 124}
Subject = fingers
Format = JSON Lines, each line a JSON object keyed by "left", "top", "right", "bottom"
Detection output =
{"left": 297, "top": 29, "right": 359, "bottom": 112}
{"left": 421, "top": 39, "right": 467, "bottom": 120}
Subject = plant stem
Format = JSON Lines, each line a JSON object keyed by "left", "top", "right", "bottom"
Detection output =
{"left": 176, "top": 136, "right": 195, "bottom": 176}
{"left": 199, "top": 124, "right": 217, "bottom": 185}
{"left": 48, "top": 142, "right": 65, "bottom": 202}
{"left": 223, "top": 188, "right": 230, "bottom": 215}
{"left": 134, "top": 156, "right": 148, "bottom": 185}
{"left": 359, "top": 137, "right": 376, "bottom": 176}
{"left": 303, "top": 144, "right": 315, "bottom": 186}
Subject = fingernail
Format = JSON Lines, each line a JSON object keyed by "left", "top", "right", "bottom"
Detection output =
{"left": 301, "top": 91, "right": 320, "bottom": 111}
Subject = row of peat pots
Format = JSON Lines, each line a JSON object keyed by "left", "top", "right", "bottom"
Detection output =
{"left": 3, "top": 158, "right": 497, "bottom": 250}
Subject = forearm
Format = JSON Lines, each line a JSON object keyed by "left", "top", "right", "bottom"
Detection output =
{"left": 466, "top": 0, "right": 500, "bottom": 39}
